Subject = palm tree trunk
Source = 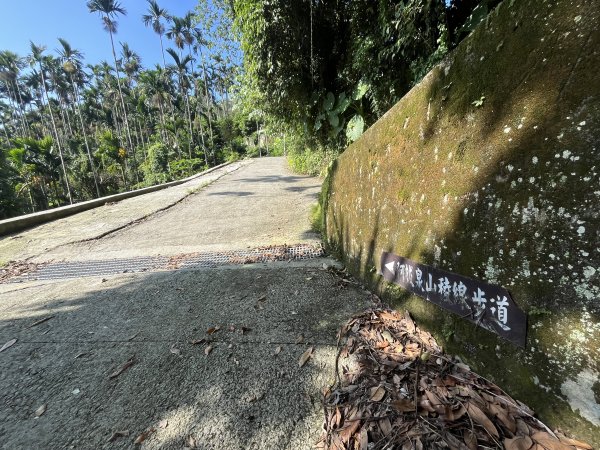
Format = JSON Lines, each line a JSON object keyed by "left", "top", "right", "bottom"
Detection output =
{"left": 71, "top": 74, "right": 100, "bottom": 197}
{"left": 4, "top": 83, "right": 26, "bottom": 138}
{"left": 0, "top": 114, "right": 11, "bottom": 145}
{"left": 197, "top": 115, "right": 209, "bottom": 168}
{"left": 38, "top": 62, "right": 72, "bottom": 204}
{"left": 180, "top": 77, "right": 193, "bottom": 159}
{"left": 106, "top": 22, "right": 138, "bottom": 184}
{"left": 13, "top": 81, "right": 30, "bottom": 137}
{"left": 198, "top": 49, "right": 215, "bottom": 150}
{"left": 158, "top": 102, "right": 168, "bottom": 147}
{"left": 136, "top": 117, "right": 147, "bottom": 160}
{"left": 159, "top": 33, "right": 167, "bottom": 68}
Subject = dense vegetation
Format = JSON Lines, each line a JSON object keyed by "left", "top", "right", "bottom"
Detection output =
{"left": 233, "top": 0, "right": 500, "bottom": 175}
{"left": 0, "top": 0, "right": 259, "bottom": 219}
{"left": 0, "top": 0, "right": 497, "bottom": 219}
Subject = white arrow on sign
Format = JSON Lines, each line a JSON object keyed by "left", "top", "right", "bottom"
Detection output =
{"left": 385, "top": 261, "right": 396, "bottom": 275}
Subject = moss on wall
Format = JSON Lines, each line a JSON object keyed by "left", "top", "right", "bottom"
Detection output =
{"left": 324, "top": 0, "right": 600, "bottom": 444}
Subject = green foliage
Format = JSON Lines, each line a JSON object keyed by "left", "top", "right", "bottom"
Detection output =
{"left": 141, "top": 142, "right": 171, "bottom": 186}
{"left": 168, "top": 158, "right": 205, "bottom": 178}
{"left": 0, "top": 149, "right": 20, "bottom": 218}
{"left": 96, "top": 130, "right": 123, "bottom": 162}
{"left": 309, "top": 202, "right": 323, "bottom": 235}
{"left": 286, "top": 140, "right": 339, "bottom": 177}
{"left": 346, "top": 115, "right": 365, "bottom": 143}
{"left": 233, "top": 0, "right": 492, "bottom": 169}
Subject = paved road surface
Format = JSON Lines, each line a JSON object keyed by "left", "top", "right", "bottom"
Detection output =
{"left": 0, "top": 157, "right": 373, "bottom": 449}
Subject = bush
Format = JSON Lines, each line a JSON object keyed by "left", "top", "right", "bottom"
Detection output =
{"left": 287, "top": 146, "right": 339, "bottom": 177}
{"left": 169, "top": 158, "right": 206, "bottom": 178}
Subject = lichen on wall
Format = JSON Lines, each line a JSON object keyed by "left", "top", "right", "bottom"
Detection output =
{"left": 323, "top": 0, "right": 600, "bottom": 445}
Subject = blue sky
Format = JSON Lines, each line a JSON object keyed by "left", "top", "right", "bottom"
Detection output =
{"left": 0, "top": 0, "right": 199, "bottom": 67}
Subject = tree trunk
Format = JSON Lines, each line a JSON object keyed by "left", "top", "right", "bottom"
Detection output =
{"left": 38, "top": 61, "right": 72, "bottom": 204}
{"left": 71, "top": 74, "right": 100, "bottom": 197}
{"left": 107, "top": 21, "right": 138, "bottom": 184}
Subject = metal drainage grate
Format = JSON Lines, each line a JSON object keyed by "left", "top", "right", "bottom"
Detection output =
{"left": 8, "top": 243, "right": 325, "bottom": 282}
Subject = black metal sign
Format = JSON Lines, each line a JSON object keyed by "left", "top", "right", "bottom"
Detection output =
{"left": 380, "top": 252, "right": 527, "bottom": 347}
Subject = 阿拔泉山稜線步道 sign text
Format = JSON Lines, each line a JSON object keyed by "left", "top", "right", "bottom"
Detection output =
{"left": 380, "top": 252, "right": 527, "bottom": 347}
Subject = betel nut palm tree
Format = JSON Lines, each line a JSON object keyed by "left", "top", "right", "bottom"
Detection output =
{"left": 86, "top": 0, "right": 138, "bottom": 183}
{"left": 57, "top": 38, "right": 101, "bottom": 197}
{"left": 29, "top": 41, "right": 73, "bottom": 204}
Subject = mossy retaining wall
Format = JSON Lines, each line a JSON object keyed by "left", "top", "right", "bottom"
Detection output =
{"left": 323, "top": 0, "right": 600, "bottom": 444}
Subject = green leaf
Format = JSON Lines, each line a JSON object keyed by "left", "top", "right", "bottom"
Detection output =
{"left": 328, "top": 112, "right": 339, "bottom": 128}
{"left": 334, "top": 92, "right": 351, "bottom": 114}
{"left": 323, "top": 92, "right": 335, "bottom": 111}
{"left": 346, "top": 115, "right": 365, "bottom": 142}
{"left": 352, "top": 81, "right": 369, "bottom": 101}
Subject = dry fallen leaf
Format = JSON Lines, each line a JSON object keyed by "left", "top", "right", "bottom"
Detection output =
{"left": 133, "top": 428, "right": 155, "bottom": 444}
{"left": 109, "top": 357, "right": 135, "bottom": 379}
{"left": 556, "top": 433, "right": 593, "bottom": 449}
{"left": 466, "top": 402, "right": 499, "bottom": 438}
{"left": 464, "top": 429, "right": 478, "bottom": 450}
{"left": 205, "top": 345, "right": 213, "bottom": 356}
{"left": 296, "top": 335, "right": 304, "bottom": 344}
{"left": 298, "top": 347, "right": 314, "bottom": 367}
{"left": 28, "top": 315, "right": 55, "bottom": 328}
{"left": 108, "top": 430, "right": 130, "bottom": 442}
{"left": 257, "top": 294, "right": 267, "bottom": 302}
{"left": 34, "top": 404, "right": 47, "bottom": 417}
{"left": 370, "top": 385, "right": 386, "bottom": 402}
{"left": 504, "top": 435, "right": 534, "bottom": 450}
{"left": 190, "top": 338, "right": 206, "bottom": 345}
{"left": 186, "top": 435, "right": 197, "bottom": 448}
{"left": 531, "top": 431, "right": 574, "bottom": 450}
{"left": 0, "top": 338, "right": 17, "bottom": 353}
{"left": 320, "top": 307, "right": 591, "bottom": 450}
{"left": 359, "top": 427, "right": 368, "bottom": 449}
{"left": 274, "top": 346, "right": 282, "bottom": 355}
{"left": 206, "top": 326, "right": 221, "bottom": 335}
{"left": 379, "top": 417, "right": 392, "bottom": 436}
{"left": 391, "top": 398, "right": 414, "bottom": 412}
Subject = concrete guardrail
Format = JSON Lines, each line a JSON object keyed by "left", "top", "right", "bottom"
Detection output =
{"left": 0, "top": 162, "right": 231, "bottom": 237}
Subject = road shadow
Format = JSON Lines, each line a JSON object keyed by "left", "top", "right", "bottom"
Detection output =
{"left": 0, "top": 263, "right": 371, "bottom": 449}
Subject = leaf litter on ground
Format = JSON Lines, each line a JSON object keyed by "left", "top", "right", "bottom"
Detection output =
{"left": 34, "top": 404, "right": 47, "bottom": 417}
{"left": 109, "top": 356, "right": 135, "bottom": 379}
{"left": 0, "top": 338, "right": 17, "bottom": 353}
{"left": 299, "top": 347, "right": 314, "bottom": 367}
{"left": 27, "top": 315, "right": 55, "bottom": 328}
{"left": 317, "top": 307, "right": 593, "bottom": 450}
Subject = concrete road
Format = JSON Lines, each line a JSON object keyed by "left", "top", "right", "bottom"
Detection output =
{"left": 0, "top": 157, "right": 321, "bottom": 264}
{"left": 0, "top": 157, "right": 373, "bottom": 449}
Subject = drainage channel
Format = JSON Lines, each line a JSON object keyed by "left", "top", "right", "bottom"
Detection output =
{"left": 5, "top": 243, "right": 325, "bottom": 283}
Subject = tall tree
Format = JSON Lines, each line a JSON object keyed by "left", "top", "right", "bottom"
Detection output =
{"left": 0, "top": 51, "right": 29, "bottom": 137}
{"left": 57, "top": 38, "right": 101, "bottom": 197}
{"left": 166, "top": 48, "right": 194, "bottom": 158}
{"left": 29, "top": 42, "right": 72, "bottom": 204}
{"left": 142, "top": 0, "right": 170, "bottom": 68}
{"left": 86, "top": 0, "right": 138, "bottom": 182}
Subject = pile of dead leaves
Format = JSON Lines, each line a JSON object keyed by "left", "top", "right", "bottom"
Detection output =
{"left": 0, "top": 261, "right": 44, "bottom": 283}
{"left": 318, "top": 308, "right": 593, "bottom": 450}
